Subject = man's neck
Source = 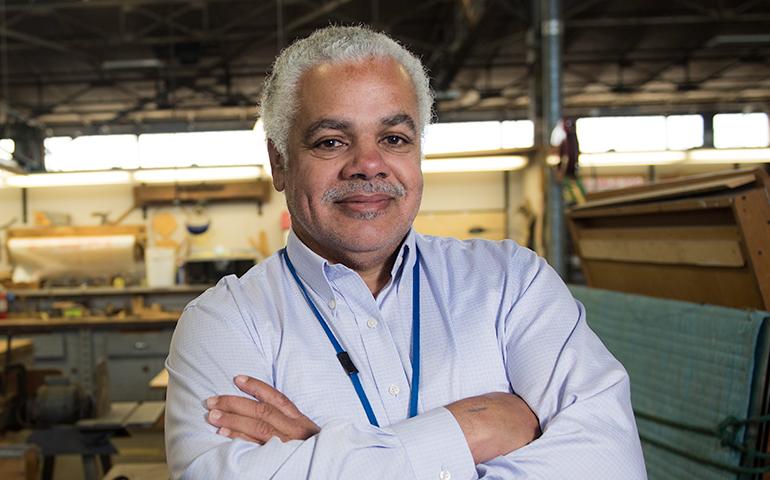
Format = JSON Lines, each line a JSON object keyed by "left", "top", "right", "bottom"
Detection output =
{"left": 291, "top": 229, "right": 403, "bottom": 297}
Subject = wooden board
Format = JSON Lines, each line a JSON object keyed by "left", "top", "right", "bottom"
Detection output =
{"left": 0, "top": 444, "right": 40, "bottom": 480}
{"left": 581, "top": 260, "right": 764, "bottom": 310}
{"left": 414, "top": 210, "right": 506, "bottom": 240}
{"left": 583, "top": 167, "right": 767, "bottom": 203}
{"left": 577, "top": 226, "right": 745, "bottom": 267}
{"left": 733, "top": 189, "right": 770, "bottom": 309}
{"left": 149, "top": 369, "right": 168, "bottom": 390}
{"left": 574, "top": 174, "right": 756, "bottom": 210}
{"left": 134, "top": 179, "right": 271, "bottom": 207}
{"left": 77, "top": 402, "right": 139, "bottom": 429}
{"left": 6, "top": 225, "right": 145, "bottom": 239}
{"left": 124, "top": 401, "right": 166, "bottom": 428}
{"left": 0, "top": 339, "right": 34, "bottom": 366}
{"left": 77, "top": 401, "right": 165, "bottom": 430}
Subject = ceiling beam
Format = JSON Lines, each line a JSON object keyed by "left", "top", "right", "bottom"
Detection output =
{"left": 569, "top": 13, "right": 770, "bottom": 28}
{"left": 431, "top": 0, "right": 491, "bottom": 91}
{"left": 0, "top": 25, "right": 99, "bottom": 63}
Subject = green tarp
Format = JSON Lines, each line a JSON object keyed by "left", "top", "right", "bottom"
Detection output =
{"left": 571, "top": 285, "right": 770, "bottom": 480}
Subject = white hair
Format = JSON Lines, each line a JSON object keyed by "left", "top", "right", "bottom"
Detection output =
{"left": 260, "top": 25, "right": 434, "bottom": 163}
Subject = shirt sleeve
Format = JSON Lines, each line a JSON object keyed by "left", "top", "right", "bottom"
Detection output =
{"left": 478, "top": 250, "right": 647, "bottom": 479}
{"left": 164, "top": 287, "right": 477, "bottom": 480}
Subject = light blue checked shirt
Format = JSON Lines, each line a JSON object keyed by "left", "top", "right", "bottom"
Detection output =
{"left": 165, "top": 229, "right": 646, "bottom": 479}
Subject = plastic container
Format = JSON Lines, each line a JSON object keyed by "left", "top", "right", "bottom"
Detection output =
{"left": 145, "top": 247, "right": 177, "bottom": 287}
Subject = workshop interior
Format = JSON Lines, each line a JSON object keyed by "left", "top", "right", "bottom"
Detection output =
{"left": 0, "top": 0, "right": 770, "bottom": 479}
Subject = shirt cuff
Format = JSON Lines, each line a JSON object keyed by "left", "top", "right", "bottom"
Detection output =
{"left": 387, "top": 407, "right": 476, "bottom": 480}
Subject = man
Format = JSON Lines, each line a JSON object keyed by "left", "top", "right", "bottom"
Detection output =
{"left": 165, "top": 25, "right": 646, "bottom": 479}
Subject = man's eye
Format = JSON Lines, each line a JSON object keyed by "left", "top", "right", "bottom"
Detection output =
{"left": 315, "top": 139, "right": 344, "bottom": 149}
{"left": 383, "top": 135, "right": 409, "bottom": 146}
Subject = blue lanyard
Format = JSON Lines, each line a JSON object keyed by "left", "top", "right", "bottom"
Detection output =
{"left": 281, "top": 248, "right": 420, "bottom": 427}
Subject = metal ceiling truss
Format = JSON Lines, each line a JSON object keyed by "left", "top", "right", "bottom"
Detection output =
{"left": 0, "top": 0, "right": 767, "bottom": 136}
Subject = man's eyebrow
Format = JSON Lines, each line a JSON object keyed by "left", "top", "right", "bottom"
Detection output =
{"left": 381, "top": 113, "right": 416, "bottom": 134}
{"left": 303, "top": 118, "right": 351, "bottom": 142}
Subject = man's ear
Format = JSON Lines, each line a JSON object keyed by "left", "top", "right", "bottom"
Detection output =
{"left": 267, "top": 140, "right": 286, "bottom": 192}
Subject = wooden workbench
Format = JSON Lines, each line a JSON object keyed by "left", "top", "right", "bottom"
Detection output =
{"left": 0, "top": 338, "right": 35, "bottom": 365}
{"left": 0, "top": 314, "right": 179, "bottom": 335}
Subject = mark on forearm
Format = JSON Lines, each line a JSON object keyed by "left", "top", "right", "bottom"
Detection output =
{"left": 467, "top": 406, "right": 488, "bottom": 413}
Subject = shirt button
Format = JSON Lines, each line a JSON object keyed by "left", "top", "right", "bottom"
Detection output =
{"left": 367, "top": 318, "right": 378, "bottom": 329}
{"left": 388, "top": 384, "right": 400, "bottom": 396}
{"left": 439, "top": 469, "right": 451, "bottom": 480}
{"left": 328, "top": 299, "right": 336, "bottom": 309}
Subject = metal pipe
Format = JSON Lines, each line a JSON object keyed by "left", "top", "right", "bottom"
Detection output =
{"left": 541, "top": 0, "right": 566, "bottom": 278}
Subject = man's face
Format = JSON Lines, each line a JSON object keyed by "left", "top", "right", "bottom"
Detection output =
{"left": 271, "top": 56, "right": 423, "bottom": 266}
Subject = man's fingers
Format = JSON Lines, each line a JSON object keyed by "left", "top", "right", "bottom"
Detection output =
{"left": 234, "top": 375, "right": 304, "bottom": 419}
{"left": 208, "top": 409, "right": 288, "bottom": 443}
{"left": 207, "top": 394, "right": 320, "bottom": 441}
{"left": 217, "top": 427, "right": 260, "bottom": 444}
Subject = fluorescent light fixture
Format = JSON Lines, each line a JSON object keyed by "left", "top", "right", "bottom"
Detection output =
{"left": 101, "top": 59, "right": 164, "bottom": 69}
{"left": 6, "top": 170, "right": 132, "bottom": 188}
{"left": 579, "top": 151, "right": 687, "bottom": 167}
{"left": 687, "top": 148, "right": 770, "bottom": 163}
{"left": 132, "top": 166, "right": 263, "bottom": 183}
{"left": 579, "top": 148, "right": 770, "bottom": 167}
{"left": 422, "top": 155, "right": 528, "bottom": 173}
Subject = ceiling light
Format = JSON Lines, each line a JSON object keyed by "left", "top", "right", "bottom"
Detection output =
{"left": 578, "top": 151, "right": 687, "bottom": 167}
{"left": 5, "top": 171, "right": 132, "bottom": 188}
{"left": 132, "top": 166, "right": 263, "bottom": 183}
{"left": 686, "top": 148, "right": 770, "bottom": 163}
{"left": 101, "top": 59, "right": 164, "bottom": 70}
{"left": 422, "top": 155, "right": 528, "bottom": 173}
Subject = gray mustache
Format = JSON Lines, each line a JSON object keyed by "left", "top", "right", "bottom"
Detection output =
{"left": 322, "top": 181, "right": 406, "bottom": 202}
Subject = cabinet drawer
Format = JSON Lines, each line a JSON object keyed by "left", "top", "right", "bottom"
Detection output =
{"left": 105, "top": 330, "right": 173, "bottom": 358}
{"left": 22, "top": 334, "right": 67, "bottom": 360}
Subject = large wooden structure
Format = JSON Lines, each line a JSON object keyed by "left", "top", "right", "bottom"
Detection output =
{"left": 568, "top": 168, "right": 770, "bottom": 310}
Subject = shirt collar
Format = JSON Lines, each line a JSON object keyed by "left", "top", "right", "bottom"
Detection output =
{"left": 284, "top": 228, "right": 417, "bottom": 300}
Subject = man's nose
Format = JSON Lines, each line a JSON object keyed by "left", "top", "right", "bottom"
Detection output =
{"left": 342, "top": 142, "right": 389, "bottom": 180}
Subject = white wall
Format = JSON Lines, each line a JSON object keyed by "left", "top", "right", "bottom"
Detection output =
{"left": 0, "top": 171, "right": 534, "bottom": 271}
{"left": 422, "top": 171, "right": 506, "bottom": 211}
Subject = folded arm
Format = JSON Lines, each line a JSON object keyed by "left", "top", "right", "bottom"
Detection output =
{"left": 165, "top": 298, "right": 489, "bottom": 480}
{"left": 207, "top": 376, "right": 540, "bottom": 465}
{"left": 479, "top": 254, "right": 647, "bottom": 478}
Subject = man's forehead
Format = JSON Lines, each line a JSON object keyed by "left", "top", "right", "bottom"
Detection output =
{"left": 302, "top": 112, "right": 417, "bottom": 138}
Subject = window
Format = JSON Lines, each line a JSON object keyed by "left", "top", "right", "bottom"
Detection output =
{"left": 713, "top": 113, "right": 769, "bottom": 148}
{"left": 424, "top": 120, "right": 534, "bottom": 154}
{"left": 576, "top": 116, "right": 668, "bottom": 153}
{"left": 0, "top": 139, "right": 14, "bottom": 162}
{"left": 45, "top": 135, "right": 139, "bottom": 171}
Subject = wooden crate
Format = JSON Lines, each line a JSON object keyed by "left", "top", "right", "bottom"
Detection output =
{"left": 568, "top": 168, "right": 770, "bottom": 310}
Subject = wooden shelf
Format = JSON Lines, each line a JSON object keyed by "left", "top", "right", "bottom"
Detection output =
{"left": 9, "top": 284, "right": 209, "bottom": 298}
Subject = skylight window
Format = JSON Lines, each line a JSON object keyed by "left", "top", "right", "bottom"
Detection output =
{"left": 577, "top": 116, "right": 668, "bottom": 153}
{"left": 42, "top": 130, "right": 269, "bottom": 172}
{"left": 0, "top": 139, "right": 14, "bottom": 162}
{"left": 138, "top": 130, "right": 266, "bottom": 168}
{"left": 424, "top": 120, "right": 534, "bottom": 154}
{"left": 44, "top": 135, "right": 139, "bottom": 171}
{"left": 713, "top": 113, "right": 769, "bottom": 148}
{"left": 665, "top": 115, "right": 703, "bottom": 150}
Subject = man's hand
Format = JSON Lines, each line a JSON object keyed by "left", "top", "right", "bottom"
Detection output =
{"left": 206, "top": 375, "right": 320, "bottom": 443}
{"left": 445, "top": 392, "right": 541, "bottom": 464}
